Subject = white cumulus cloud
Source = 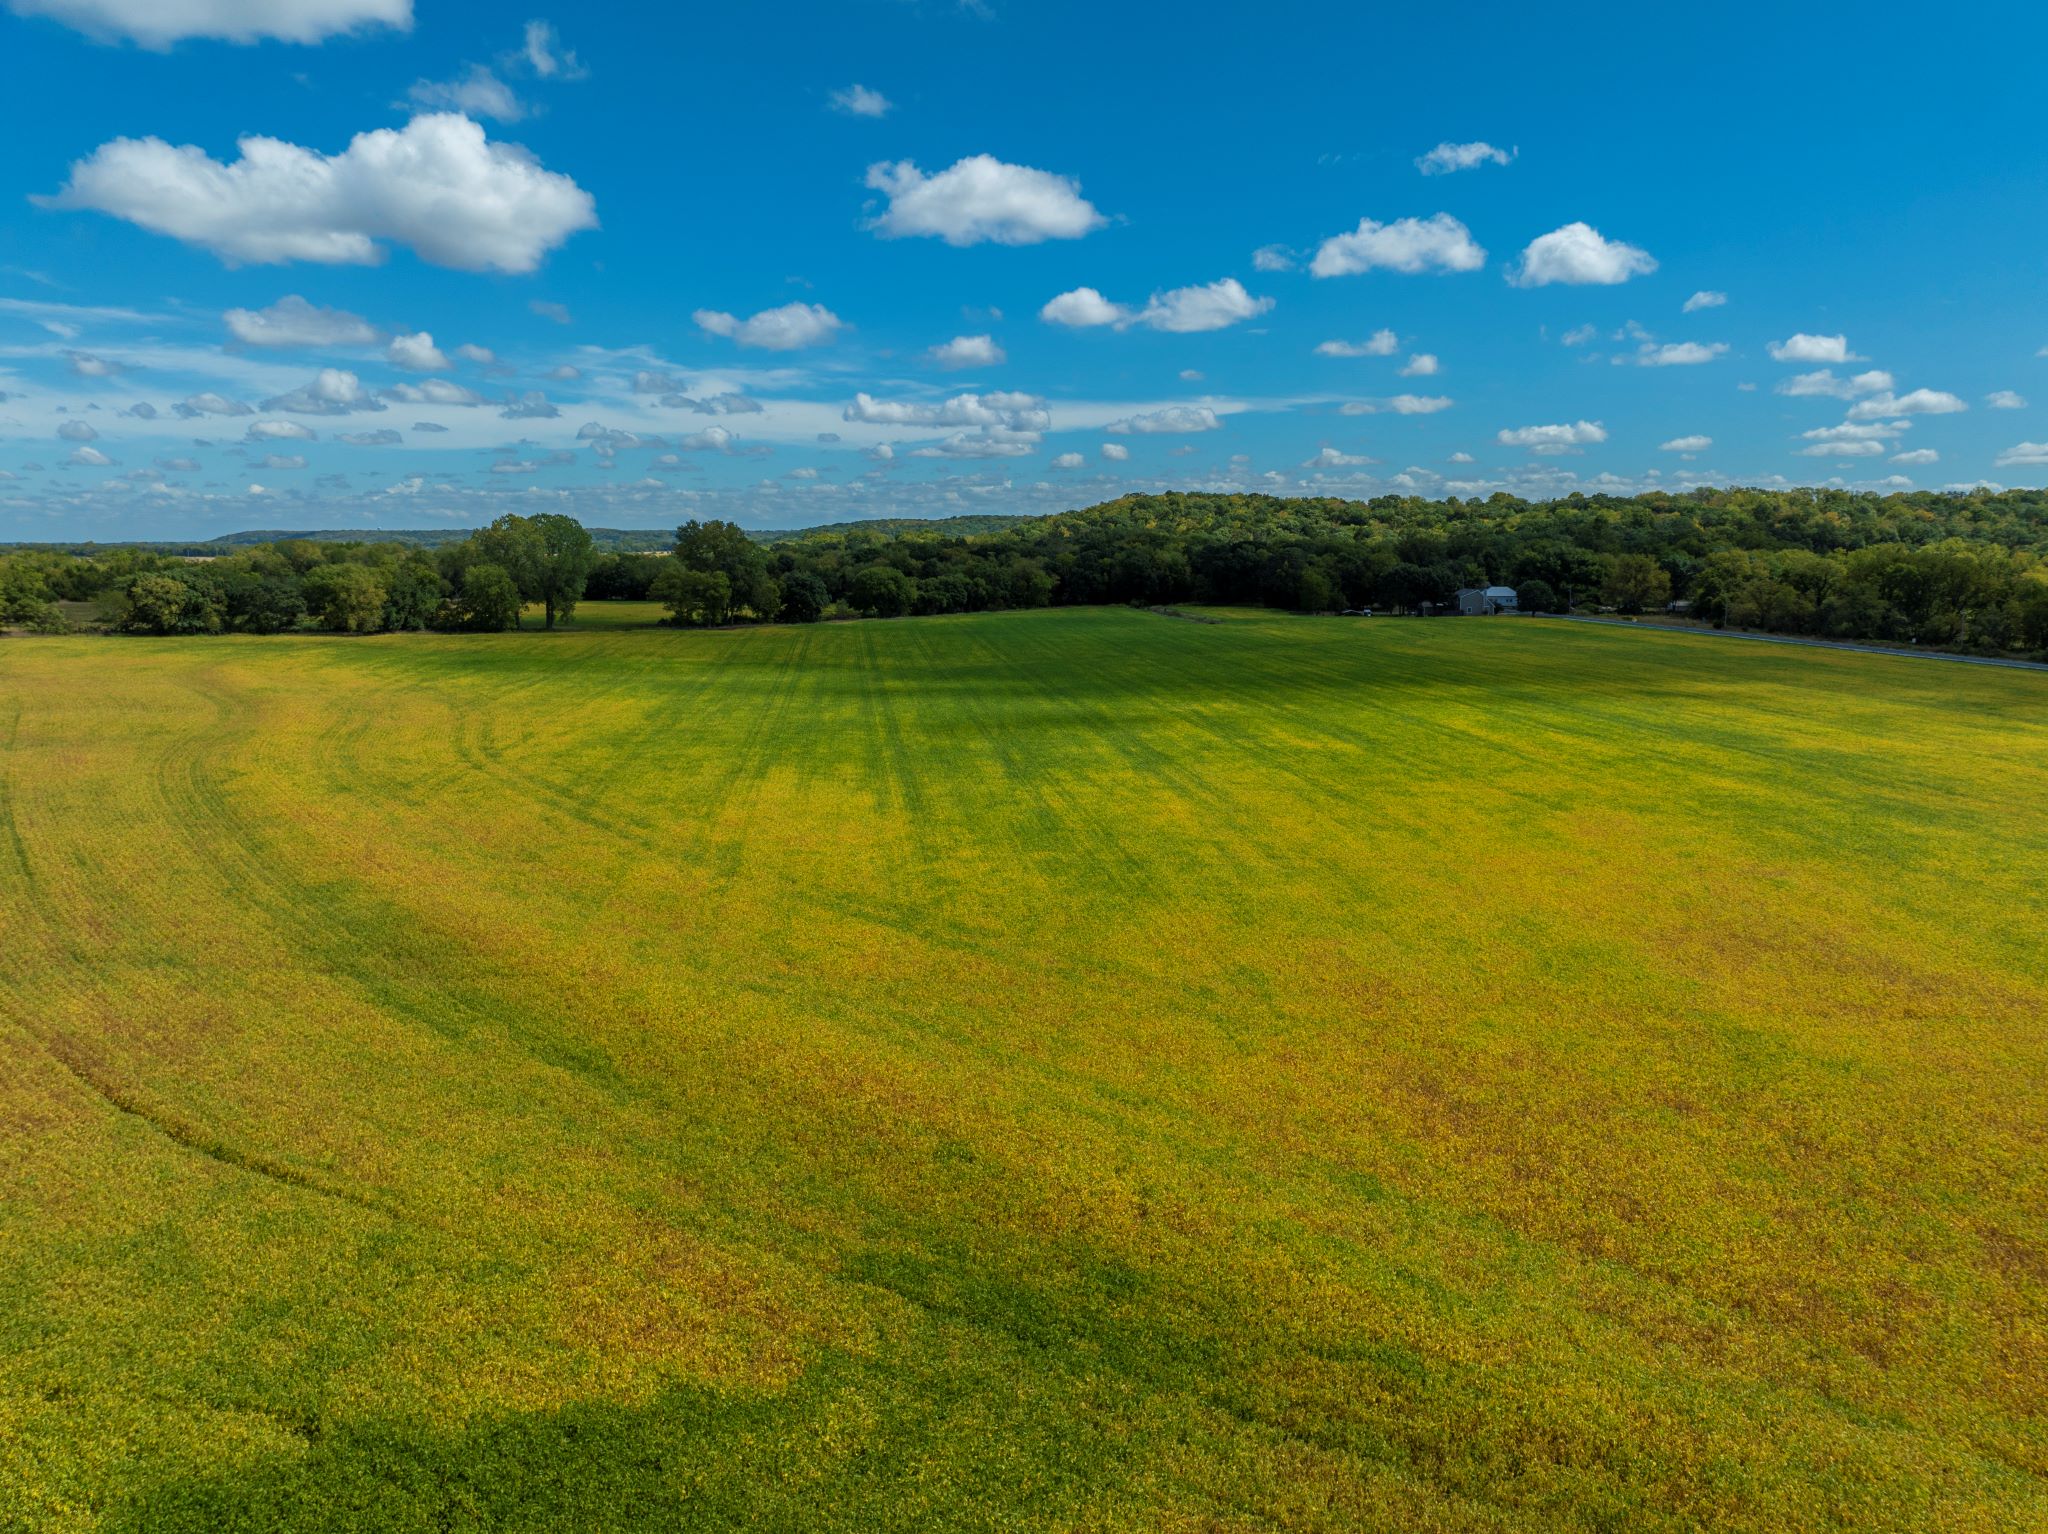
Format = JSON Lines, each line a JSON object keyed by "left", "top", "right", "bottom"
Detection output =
{"left": 1498, "top": 420, "right": 1607, "bottom": 454}
{"left": 1986, "top": 390, "right": 2027, "bottom": 409}
{"left": 1312, "top": 214, "right": 1485, "bottom": 277}
{"left": 1400, "top": 353, "right": 1439, "bottom": 376}
{"left": 1767, "top": 333, "right": 1861, "bottom": 364}
{"left": 1637, "top": 341, "right": 1727, "bottom": 366}
{"left": 1315, "top": 330, "right": 1398, "bottom": 358}
{"left": 695, "top": 302, "right": 845, "bottom": 351}
{"left": 385, "top": 330, "right": 450, "bottom": 370}
{"left": 1845, "top": 388, "right": 1966, "bottom": 421}
{"left": 1777, "top": 368, "right": 1893, "bottom": 399}
{"left": 1040, "top": 279, "right": 1269, "bottom": 334}
{"left": 1994, "top": 442, "right": 2048, "bottom": 467}
{"left": 1040, "top": 287, "right": 1126, "bottom": 328}
{"left": 1659, "top": 435, "right": 1712, "bottom": 452}
{"left": 224, "top": 294, "right": 376, "bottom": 347}
{"left": 39, "top": 112, "right": 596, "bottom": 273}
{"left": 1051, "top": 451, "right": 1085, "bottom": 469}
{"left": 1251, "top": 244, "right": 1296, "bottom": 272}
{"left": 1682, "top": 290, "right": 1728, "bottom": 313}
{"left": 1133, "top": 278, "right": 1271, "bottom": 333}
{"left": 1303, "top": 446, "right": 1376, "bottom": 468}
{"left": 1511, "top": 223, "right": 1657, "bottom": 287}
{"left": 6, "top": 0, "right": 410, "bottom": 47}
{"left": 1891, "top": 449, "right": 1939, "bottom": 465}
{"left": 930, "top": 334, "right": 1005, "bottom": 369}
{"left": 864, "top": 155, "right": 1105, "bottom": 246}
{"left": 1100, "top": 442, "right": 1130, "bottom": 461}
{"left": 1415, "top": 141, "right": 1514, "bottom": 176}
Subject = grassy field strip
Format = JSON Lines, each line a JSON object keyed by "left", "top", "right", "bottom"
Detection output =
{"left": 2, "top": 608, "right": 2044, "bottom": 1530}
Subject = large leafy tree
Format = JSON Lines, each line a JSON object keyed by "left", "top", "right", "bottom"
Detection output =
{"left": 475, "top": 513, "right": 597, "bottom": 629}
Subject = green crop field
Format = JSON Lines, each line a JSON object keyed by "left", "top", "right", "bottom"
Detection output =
{"left": 2, "top": 607, "right": 2045, "bottom": 1532}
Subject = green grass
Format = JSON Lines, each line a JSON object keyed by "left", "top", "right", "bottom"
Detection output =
{"left": 2, "top": 607, "right": 2044, "bottom": 1532}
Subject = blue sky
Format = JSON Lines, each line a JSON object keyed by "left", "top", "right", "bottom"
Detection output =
{"left": 2, "top": 0, "right": 2045, "bottom": 539}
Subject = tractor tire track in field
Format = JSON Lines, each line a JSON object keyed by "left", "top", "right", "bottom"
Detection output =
{"left": 153, "top": 665, "right": 642, "bottom": 1111}
{"left": 26, "top": 1025, "right": 399, "bottom": 1221}
{"left": 0, "top": 696, "right": 35, "bottom": 892}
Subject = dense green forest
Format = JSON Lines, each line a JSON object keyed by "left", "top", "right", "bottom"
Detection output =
{"left": 4, "top": 487, "right": 2046, "bottom": 656}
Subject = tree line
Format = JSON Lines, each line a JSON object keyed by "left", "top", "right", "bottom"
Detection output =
{"left": 3, "top": 487, "right": 2045, "bottom": 657}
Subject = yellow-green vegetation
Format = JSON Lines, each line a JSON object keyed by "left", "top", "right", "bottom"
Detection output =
{"left": 2, "top": 607, "right": 2045, "bottom": 1532}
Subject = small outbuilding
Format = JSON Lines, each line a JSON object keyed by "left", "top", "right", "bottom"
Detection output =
{"left": 1455, "top": 585, "right": 1520, "bottom": 616}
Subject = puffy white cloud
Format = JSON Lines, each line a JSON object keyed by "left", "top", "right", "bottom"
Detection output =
{"left": 1659, "top": 435, "right": 1712, "bottom": 452}
{"left": 1040, "top": 279, "right": 1269, "bottom": 334}
{"left": 1767, "top": 333, "right": 1860, "bottom": 364}
{"left": 1994, "top": 442, "right": 2048, "bottom": 466}
{"left": 6, "top": 0, "right": 411, "bottom": 48}
{"left": 39, "top": 113, "right": 597, "bottom": 273}
{"left": 1448, "top": 451, "right": 1476, "bottom": 464}
{"left": 677, "top": 426, "right": 736, "bottom": 453}
{"left": 1303, "top": 446, "right": 1376, "bottom": 468}
{"left": 1636, "top": 341, "right": 1727, "bottom": 366}
{"left": 694, "top": 302, "right": 844, "bottom": 350}
{"left": 1777, "top": 368, "right": 1893, "bottom": 399}
{"left": 1106, "top": 406, "right": 1221, "bottom": 435}
{"left": 1051, "top": 451, "right": 1085, "bottom": 469}
{"left": 1891, "top": 448, "right": 1939, "bottom": 465}
{"left": 408, "top": 66, "right": 524, "bottom": 122}
{"left": 930, "top": 333, "right": 1005, "bottom": 369}
{"left": 909, "top": 432, "right": 1037, "bottom": 460}
{"left": 1511, "top": 223, "right": 1657, "bottom": 287}
{"left": 1497, "top": 420, "right": 1607, "bottom": 454}
{"left": 65, "top": 350, "right": 121, "bottom": 376}
{"left": 1845, "top": 388, "right": 1966, "bottom": 421}
{"left": 64, "top": 445, "right": 114, "bottom": 466}
{"left": 383, "top": 378, "right": 485, "bottom": 406}
{"left": 1040, "top": 287, "right": 1128, "bottom": 328}
{"left": 1415, "top": 141, "right": 1514, "bottom": 176}
{"left": 246, "top": 419, "right": 317, "bottom": 440}
{"left": 1100, "top": 442, "right": 1130, "bottom": 461}
{"left": 500, "top": 390, "right": 558, "bottom": 419}
{"left": 843, "top": 390, "right": 1048, "bottom": 433}
{"left": 386, "top": 330, "right": 450, "bottom": 370}
{"left": 1801, "top": 422, "right": 1896, "bottom": 443}
{"left": 224, "top": 294, "right": 375, "bottom": 347}
{"left": 175, "top": 391, "right": 251, "bottom": 417}
{"left": 1986, "top": 390, "right": 2027, "bottom": 409}
{"left": 1682, "top": 290, "right": 1728, "bottom": 313}
{"left": 1400, "top": 353, "right": 1439, "bottom": 377}
{"left": 1251, "top": 244, "right": 1296, "bottom": 272}
{"left": 1132, "top": 278, "right": 1271, "bottom": 333}
{"left": 864, "top": 155, "right": 1105, "bottom": 246}
{"left": 1315, "top": 330, "right": 1398, "bottom": 358}
{"left": 830, "top": 84, "right": 890, "bottom": 117}
{"left": 1312, "top": 214, "right": 1485, "bottom": 277}
{"left": 57, "top": 420, "right": 99, "bottom": 441}
{"left": 455, "top": 343, "right": 496, "bottom": 366}
{"left": 262, "top": 367, "right": 384, "bottom": 414}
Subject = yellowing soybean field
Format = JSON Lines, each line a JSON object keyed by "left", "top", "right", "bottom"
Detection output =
{"left": 2, "top": 605, "right": 2045, "bottom": 1533}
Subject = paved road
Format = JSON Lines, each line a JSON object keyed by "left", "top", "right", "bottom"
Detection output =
{"left": 1534, "top": 614, "right": 2048, "bottom": 673}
